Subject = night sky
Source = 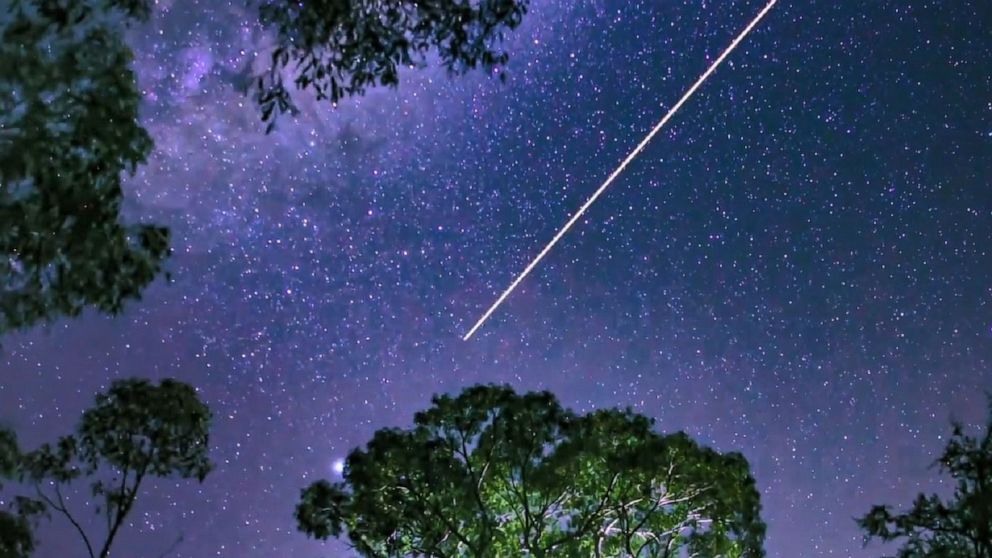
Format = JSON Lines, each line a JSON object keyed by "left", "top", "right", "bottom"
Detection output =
{"left": 3, "top": 0, "right": 992, "bottom": 557}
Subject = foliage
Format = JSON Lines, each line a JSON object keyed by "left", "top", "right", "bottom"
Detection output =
{"left": 858, "top": 399, "right": 992, "bottom": 558}
{"left": 0, "top": 511, "right": 34, "bottom": 558}
{"left": 15, "top": 378, "right": 213, "bottom": 558}
{"left": 254, "top": 0, "right": 529, "bottom": 130}
{"left": 0, "top": 428, "right": 17, "bottom": 480}
{"left": 296, "top": 384, "right": 766, "bottom": 558}
{"left": 0, "top": 428, "right": 37, "bottom": 558}
{"left": 0, "top": 0, "right": 169, "bottom": 335}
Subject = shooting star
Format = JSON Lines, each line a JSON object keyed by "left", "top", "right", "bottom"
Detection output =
{"left": 463, "top": 0, "right": 779, "bottom": 341}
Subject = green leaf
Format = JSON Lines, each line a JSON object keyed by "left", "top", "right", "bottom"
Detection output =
{"left": 295, "top": 384, "right": 767, "bottom": 557}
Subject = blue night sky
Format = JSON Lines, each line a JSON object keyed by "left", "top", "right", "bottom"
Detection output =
{"left": 2, "top": 0, "right": 991, "bottom": 557}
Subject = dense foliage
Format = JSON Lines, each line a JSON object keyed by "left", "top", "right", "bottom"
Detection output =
{"left": 0, "top": 0, "right": 169, "bottom": 335}
{"left": 0, "top": 428, "right": 35, "bottom": 558}
{"left": 296, "top": 384, "right": 766, "bottom": 557}
{"left": 858, "top": 399, "right": 992, "bottom": 558}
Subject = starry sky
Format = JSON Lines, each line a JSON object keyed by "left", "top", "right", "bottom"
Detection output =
{"left": 3, "top": 0, "right": 992, "bottom": 556}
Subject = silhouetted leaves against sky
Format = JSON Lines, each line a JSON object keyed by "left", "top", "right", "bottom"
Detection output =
{"left": 17, "top": 378, "right": 213, "bottom": 558}
{"left": 254, "top": 0, "right": 529, "bottom": 130}
{"left": 2, "top": 1, "right": 990, "bottom": 556}
{"left": 858, "top": 398, "right": 992, "bottom": 558}
{"left": 0, "top": 428, "right": 34, "bottom": 558}
{"left": 0, "top": 0, "right": 169, "bottom": 335}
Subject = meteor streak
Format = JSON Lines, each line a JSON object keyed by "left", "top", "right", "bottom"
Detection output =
{"left": 463, "top": 0, "right": 778, "bottom": 341}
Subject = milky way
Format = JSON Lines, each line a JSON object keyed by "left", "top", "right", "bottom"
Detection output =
{"left": 2, "top": 1, "right": 991, "bottom": 557}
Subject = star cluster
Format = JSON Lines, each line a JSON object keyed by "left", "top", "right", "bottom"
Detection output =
{"left": 2, "top": 0, "right": 991, "bottom": 557}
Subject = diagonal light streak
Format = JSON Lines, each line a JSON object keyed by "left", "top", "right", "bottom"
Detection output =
{"left": 463, "top": 0, "right": 779, "bottom": 340}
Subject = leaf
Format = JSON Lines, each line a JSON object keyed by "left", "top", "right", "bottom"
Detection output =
{"left": 251, "top": 0, "right": 529, "bottom": 125}
{"left": 296, "top": 384, "right": 767, "bottom": 557}
{"left": 0, "top": 0, "right": 168, "bottom": 335}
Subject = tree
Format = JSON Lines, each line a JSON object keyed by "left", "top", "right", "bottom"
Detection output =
{"left": 0, "top": 0, "right": 170, "bottom": 335}
{"left": 0, "top": 428, "right": 36, "bottom": 558}
{"left": 0, "top": 510, "right": 34, "bottom": 558}
{"left": 296, "top": 384, "right": 766, "bottom": 557}
{"left": 12, "top": 378, "right": 214, "bottom": 558}
{"left": 858, "top": 399, "right": 992, "bottom": 558}
{"left": 254, "top": 0, "right": 530, "bottom": 131}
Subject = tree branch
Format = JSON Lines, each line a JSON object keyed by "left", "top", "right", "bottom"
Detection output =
{"left": 402, "top": 481, "right": 478, "bottom": 554}
{"left": 37, "top": 483, "right": 96, "bottom": 558}
{"left": 156, "top": 533, "right": 184, "bottom": 558}
{"left": 542, "top": 472, "right": 619, "bottom": 553}
{"left": 99, "top": 459, "right": 147, "bottom": 558}
{"left": 455, "top": 425, "right": 493, "bottom": 542}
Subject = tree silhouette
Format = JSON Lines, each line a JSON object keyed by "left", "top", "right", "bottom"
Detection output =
{"left": 254, "top": 0, "right": 529, "bottom": 131}
{"left": 0, "top": 428, "right": 36, "bottom": 558}
{"left": 0, "top": 0, "right": 170, "bottom": 335}
{"left": 296, "top": 384, "right": 766, "bottom": 557}
{"left": 10, "top": 378, "right": 213, "bottom": 558}
{"left": 858, "top": 399, "right": 992, "bottom": 558}
{"left": 0, "top": 0, "right": 169, "bottom": 333}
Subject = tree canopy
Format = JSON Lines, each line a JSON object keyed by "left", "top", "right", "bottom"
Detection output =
{"left": 858, "top": 399, "right": 992, "bottom": 558}
{"left": 0, "top": 0, "right": 170, "bottom": 335}
{"left": 0, "top": 428, "right": 35, "bottom": 558}
{"left": 296, "top": 384, "right": 766, "bottom": 557}
{"left": 4, "top": 378, "right": 214, "bottom": 558}
{"left": 254, "top": 0, "right": 529, "bottom": 130}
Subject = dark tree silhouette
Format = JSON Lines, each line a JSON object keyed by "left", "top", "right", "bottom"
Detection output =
{"left": 858, "top": 399, "right": 992, "bottom": 558}
{"left": 0, "top": 428, "right": 36, "bottom": 558}
{"left": 11, "top": 378, "right": 213, "bottom": 558}
{"left": 0, "top": 510, "right": 34, "bottom": 558}
{"left": 254, "top": 0, "right": 530, "bottom": 131}
{"left": 0, "top": 0, "right": 170, "bottom": 335}
{"left": 296, "top": 384, "right": 766, "bottom": 558}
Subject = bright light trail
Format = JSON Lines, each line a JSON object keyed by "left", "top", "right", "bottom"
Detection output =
{"left": 463, "top": 0, "right": 779, "bottom": 340}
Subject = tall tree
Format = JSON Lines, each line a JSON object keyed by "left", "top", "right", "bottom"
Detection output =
{"left": 14, "top": 378, "right": 213, "bottom": 558}
{"left": 254, "top": 0, "right": 530, "bottom": 131}
{"left": 0, "top": 0, "right": 170, "bottom": 335}
{"left": 858, "top": 399, "right": 992, "bottom": 558}
{"left": 296, "top": 384, "right": 766, "bottom": 558}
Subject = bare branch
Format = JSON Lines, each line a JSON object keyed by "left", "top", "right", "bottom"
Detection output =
{"left": 37, "top": 483, "right": 96, "bottom": 558}
{"left": 155, "top": 533, "right": 185, "bottom": 558}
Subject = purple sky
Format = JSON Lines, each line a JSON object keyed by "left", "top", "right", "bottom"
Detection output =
{"left": 3, "top": 0, "right": 991, "bottom": 556}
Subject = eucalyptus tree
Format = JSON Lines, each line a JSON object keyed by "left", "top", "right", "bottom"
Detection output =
{"left": 15, "top": 378, "right": 213, "bottom": 558}
{"left": 297, "top": 384, "right": 766, "bottom": 558}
